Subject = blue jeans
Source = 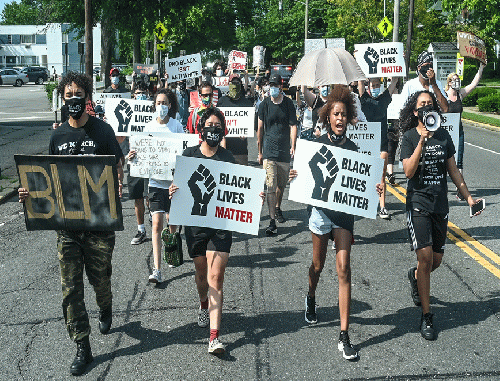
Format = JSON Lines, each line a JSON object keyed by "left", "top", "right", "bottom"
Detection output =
{"left": 456, "top": 130, "right": 465, "bottom": 169}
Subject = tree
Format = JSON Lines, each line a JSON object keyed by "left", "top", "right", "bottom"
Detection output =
{"left": 1, "top": 0, "right": 43, "bottom": 25}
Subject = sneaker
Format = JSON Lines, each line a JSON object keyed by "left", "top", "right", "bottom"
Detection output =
{"left": 456, "top": 190, "right": 466, "bottom": 201}
{"left": 407, "top": 267, "right": 421, "bottom": 306}
{"left": 198, "top": 307, "right": 209, "bottom": 328}
{"left": 148, "top": 268, "right": 162, "bottom": 283}
{"left": 304, "top": 295, "right": 317, "bottom": 324}
{"left": 379, "top": 207, "right": 390, "bottom": 220}
{"left": 131, "top": 230, "right": 147, "bottom": 245}
{"left": 420, "top": 312, "right": 435, "bottom": 340}
{"left": 275, "top": 208, "right": 286, "bottom": 223}
{"left": 332, "top": 240, "right": 336, "bottom": 251}
{"left": 208, "top": 337, "right": 225, "bottom": 354}
{"left": 149, "top": 211, "right": 153, "bottom": 225}
{"left": 338, "top": 331, "right": 358, "bottom": 360}
{"left": 387, "top": 173, "right": 396, "bottom": 184}
{"left": 265, "top": 219, "right": 277, "bottom": 236}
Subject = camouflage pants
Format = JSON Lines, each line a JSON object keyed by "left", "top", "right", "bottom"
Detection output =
{"left": 56, "top": 230, "right": 115, "bottom": 342}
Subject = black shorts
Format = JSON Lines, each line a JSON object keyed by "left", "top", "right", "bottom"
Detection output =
{"left": 127, "top": 174, "right": 146, "bottom": 200}
{"left": 406, "top": 207, "right": 448, "bottom": 253}
{"left": 148, "top": 187, "right": 171, "bottom": 214}
{"left": 184, "top": 226, "right": 232, "bottom": 258}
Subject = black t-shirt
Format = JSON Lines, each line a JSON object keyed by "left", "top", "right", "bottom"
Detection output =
{"left": 359, "top": 90, "right": 392, "bottom": 151}
{"left": 258, "top": 95, "right": 298, "bottom": 162}
{"left": 103, "top": 86, "right": 129, "bottom": 93}
{"left": 49, "top": 116, "right": 124, "bottom": 164}
{"left": 217, "top": 95, "right": 254, "bottom": 155}
{"left": 400, "top": 128, "right": 455, "bottom": 214}
{"left": 311, "top": 133, "right": 359, "bottom": 234}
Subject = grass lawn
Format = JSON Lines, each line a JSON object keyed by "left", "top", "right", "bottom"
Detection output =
{"left": 479, "top": 78, "right": 500, "bottom": 87}
{"left": 462, "top": 111, "right": 500, "bottom": 127}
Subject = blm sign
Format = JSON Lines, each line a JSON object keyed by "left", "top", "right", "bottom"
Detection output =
{"left": 15, "top": 155, "right": 123, "bottom": 231}
{"left": 354, "top": 42, "right": 406, "bottom": 78}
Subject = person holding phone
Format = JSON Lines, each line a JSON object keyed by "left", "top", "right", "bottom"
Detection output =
{"left": 399, "top": 90, "right": 483, "bottom": 341}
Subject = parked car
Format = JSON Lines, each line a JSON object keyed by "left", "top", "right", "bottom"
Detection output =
{"left": 270, "top": 64, "right": 294, "bottom": 93}
{"left": 0, "top": 69, "right": 29, "bottom": 86}
{"left": 19, "top": 66, "right": 49, "bottom": 84}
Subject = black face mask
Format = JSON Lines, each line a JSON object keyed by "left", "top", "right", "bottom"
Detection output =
{"left": 202, "top": 127, "right": 224, "bottom": 147}
{"left": 65, "top": 97, "right": 86, "bottom": 119}
{"left": 178, "top": 82, "right": 186, "bottom": 91}
{"left": 416, "top": 104, "right": 435, "bottom": 123}
{"left": 419, "top": 64, "right": 432, "bottom": 79}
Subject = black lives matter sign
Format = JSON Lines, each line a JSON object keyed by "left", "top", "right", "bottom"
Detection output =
{"left": 354, "top": 42, "right": 406, "bottom": 78}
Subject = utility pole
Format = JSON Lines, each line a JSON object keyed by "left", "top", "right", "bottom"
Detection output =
{"left": 405, "top": 0, "right": 414, "bottom": 80}
{"left": 305, "top": 0, "right": 309, "bottom": 40}
{"left": 84, "top": 0, "right": 93, "bottom": 78}
{"left": 393, "top": 0, "right": 400, "bottom": 42}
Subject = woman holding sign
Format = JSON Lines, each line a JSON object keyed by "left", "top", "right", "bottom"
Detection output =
{"left": 399, "top": 90, "right": 483, "bottom": 341}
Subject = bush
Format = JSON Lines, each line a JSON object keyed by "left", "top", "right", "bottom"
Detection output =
{"left": 462, "top": 87, "right": 498, "bottom": 107}
{"left": 477, "top": 93, "right": 500, "bottom": 113}
{"left": 44, "top": 81, "right": 58, "bottom": 103}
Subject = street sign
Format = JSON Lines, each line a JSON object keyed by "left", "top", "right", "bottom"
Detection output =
{"left": 377, "top": 17, "right": 393, "bottom": 38}
{"left": 157, "top": 44, "right": 166, "bottom": 51}
{"left": 154, "top": 22, "right": 168, "bottom": 41}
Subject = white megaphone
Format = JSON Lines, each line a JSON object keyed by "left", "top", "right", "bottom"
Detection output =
{"left": 423, "top": 111, "right": 441, "bottom": 132}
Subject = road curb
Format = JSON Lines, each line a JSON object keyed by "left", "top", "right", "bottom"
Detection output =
{"left": 462, "top": 118, "right": 500, "bottom": 132}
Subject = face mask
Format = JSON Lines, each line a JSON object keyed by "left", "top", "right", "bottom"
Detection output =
{"left": 228, "top": 83, "right": 241, "bottom": 99}
{"left": 269, "top": 86, "right": 280, "bottom": 98}
{"left": 179, "top": 82, "right": 186, "bottom": 91}
{"left": 202, "top": 126, "right": 224, "bottom": 147}
{"left": 65, "top": 96, "right": 86, "bottom": 120}
{"left": 157, "top": 104, "right": 169, "bottom": 119}
{"left": 216, "top": 69, "right": 223, "bottom": 77}
{"left": 136, "top": 93, "right": 147, "bottom": 100}
{"left": 320, "top": 86, "right": 329, "bottom": 97}
{"left": 370, "top": 87, "right": 381, "bottom": 98}
{"left": 201, "top": 96, "right": 211, "bottom": 107}
{"left": 451, "top": 79, "right": 461, "bottom": 90}
{"left": 419, "top": 64, "right": 432, "bottom": 79}
{"left": 111, "top": 76, "right": 120, "bottom": 85}
{"left": 416, "top": 104, "right": 435, "bottom": 123}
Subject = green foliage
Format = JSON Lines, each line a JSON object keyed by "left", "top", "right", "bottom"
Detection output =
{"left": 462, "top": 111, "right": 500, "bottom": 127}
{"left": 477, "top": 93, "right": 500, "bottom": 113}
{"left": 44, "top": 81, "right": 58, "bottom": 103}
{"left": 120, "top": 66, "right": 134, "bottom": 76}
{"left": 462, "top": 62, "right": 479, "bottom": 87}
{"left": 462, "top": 87, "right": 498, "bottom": 107}
{"left": 1, "top": 0, "right": 40, "bottom": 24}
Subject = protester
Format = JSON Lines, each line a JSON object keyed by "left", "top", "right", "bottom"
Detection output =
{"left": 445, "top": 62, "right": 486, "bottom": 200}
{"left": 358, "top": 77, "right": 399, "bottom": 219}
{"left": 290, "top": 85, "right": 383, "bottom": 361}
{"left": 18, "top": 71, "right": 124, "bottom": 376}
{"left": 301, "top": 84, "right": 329, "bottom": 138}
{"left": 257, "top": 73, "right": 297, "bottom": 235}
{"left": 103, "top": 68, "right": 128, "bottom": 93}
{"left": 399, "top": 90, "right": 482, "bottom": 340}
{"left": 253, "top": 76, "right": 270, "bottom": 132}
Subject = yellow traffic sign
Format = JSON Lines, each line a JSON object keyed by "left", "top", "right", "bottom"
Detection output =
{"left": 157, "top": 43, "right": 166, "bottom": 51}
{"left": 154, "top": 22, "right": 168, "bottom": 41}
{"left": 378, "top": 17, "right": 393, "bottom": 37}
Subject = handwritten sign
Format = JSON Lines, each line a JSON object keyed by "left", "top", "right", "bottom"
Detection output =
{"left": 214, "top": 76, "right": 229, "bottom": 88}
{"left": 354, "top": 42, "right": 406, "bottom": 77}
{"left": 105, "top": 98, "right": 154, "bottom": 136}
{"left": 165, "top": 53, "right": 202, "bottom": 81}
{"left": 218, "top": 107, "right": 255, "bottom": 137}
{"left": 228, "top": 50, "right": 247, "bottom": 71}
{"left": 457, "top": 31, "right": 487, "bottom": 64}
{"left": 134, "top": 64, "right": 158, "bottom": 76}
{"left": 253, "top": 46, "right": 265, "bottom": 68}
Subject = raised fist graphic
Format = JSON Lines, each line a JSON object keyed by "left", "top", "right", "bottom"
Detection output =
{"left": 309, "top": 145, "right": 339, "bottom": 202}
{"left": 364, "top": 47, "right": 379, "bottom": 75}
{"left": 188, "top": 164, "right": 217, "bottom": 216}
{"left": 115, "top": 99, "right": 133, "bottom": 133}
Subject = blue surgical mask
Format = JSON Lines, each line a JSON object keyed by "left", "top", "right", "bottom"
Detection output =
{"left": 136, "top": 94, "right": 147, "bottom": 100}
{"left": 269, "top": 86, "right": 280, "bottom": 98}
{"left": 111, "top": 76, "right": 120, "bottom": 85}
{"left": 320, "top": 86, "right": 329, "bottom": 97}
{"left": 370, "top": 88, "right": 381, "bottom": 98}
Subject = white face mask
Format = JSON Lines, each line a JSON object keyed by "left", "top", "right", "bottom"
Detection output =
{"left": 216, "top": 69, "right": 223, "bottom": 77}
{"left": 157, "top": 104, "right": 169, "bottom": 119}
{"left": 111, "top": 76, "right": 120, "bottom": 85}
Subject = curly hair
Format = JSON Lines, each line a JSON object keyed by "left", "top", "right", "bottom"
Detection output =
{"left": 57, "top": 71, "right": 93, "bottom": 99}
{"left": 318, "top": 84, "right": 356, "bottom": 129}
{"left": 197, "top": 106, "right": 226, "bottom": 136}
{"left": 398, "top": 90, "right": 440, "bottom": 136}
{"left": 153, "top": 88, "right": 178, "bottom": 118}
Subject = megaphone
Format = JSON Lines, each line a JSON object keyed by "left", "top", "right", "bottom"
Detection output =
{"left": 423, "top": 111, "right": 441, "bottom": 132}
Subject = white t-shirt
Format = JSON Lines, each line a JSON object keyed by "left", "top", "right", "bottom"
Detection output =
{"left": 400, "top": 77, "right": 447, "bottom": 106}
{"left": 352, "top": 92, "right": 367, "bottom": 122}
{"left": 143, "top": 117, "right": 184, "bottom": 189}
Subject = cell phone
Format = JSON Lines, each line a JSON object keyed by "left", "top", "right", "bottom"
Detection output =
{"left": 470, "top": 199, "right": 485, "bottom": 217}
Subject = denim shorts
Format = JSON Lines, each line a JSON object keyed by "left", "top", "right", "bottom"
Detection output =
{"left": 308, "top": 207, "right": 340, "bottom": 235}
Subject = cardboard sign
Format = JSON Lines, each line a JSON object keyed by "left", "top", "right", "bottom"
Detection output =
{"left": 289, "top": 139, "right": 383, "bottom": 219}
{"left": 354, "top": 42, "right": 406, "bottom": 77}
{"left": 228, "top": 50, "right": 247, "bottom": 71}
{"left": 105, "top": 98, "right": 154, "bottom": 136}
{"left": 457, "top": 31, "right": 487, "bottom": 64}
{"left": 346, "top": 122, "right": 381, "bottom": 156}
{"left": 94, "top": 92, "right": 131, "bottom": 113}
{"left": 213, "top": 76, "right": 229, "bottom": 88}
{"left": 169, "top": 156, "right": 265, "bottom": 235}
{"left": 165, "top": 53, "right": 202, "bottom": 81}
{"left": 253, "top": 46, "right": 266, "bottom": 68}
{"left": 304, "top": 38, "right": 345, "bottom": 54}
{"left": 134, "top": 64, "right": 158, "bottom": 76}
{"left": 189, "top": 91, "right": 219, "bottom": 109}
{"left": 439, "top": 113, "right": 461, "bottom": 162}
{"left": 219, "top": 107, "right": 255, "bottom": 137}
{"left": 15, "top": 155, "right": 123, "bottom": 231}
{"left": 129, "top": 132, "right": 199, "bottom": 180}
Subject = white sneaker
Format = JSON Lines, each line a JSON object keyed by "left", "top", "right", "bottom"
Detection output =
{"left": 208, "top": 337, "right": 225, "bottom": 354}
{"left": 148, "top": 269, "right": 162, "bottom": 283}
{"left": 198, "top": 307, "right": 209, "bottom": 327}
{"left": 379, "top": 207, "right": 390, "bottom": 220}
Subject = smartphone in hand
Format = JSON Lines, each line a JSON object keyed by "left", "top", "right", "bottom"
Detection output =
{"left": 470, "top": 199, "right": 485, "bottom": 217}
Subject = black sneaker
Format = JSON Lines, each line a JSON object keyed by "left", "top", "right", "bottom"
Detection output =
{"left": 387, "top": 173, "right": 396, "bottom": 184}
{"left": 338, "top": 331, "right": 358, "bottom": 360}
{"left": 265, "top": 219, "right": 277, "bottom": 236}
{"left": 131, "top": 230, "right": 147, "bottom": 245}
{"left": 420, "top": 312, "right": 435, "bottom": 340}
{"left": 408, "top": 267, "right": 421, "bottom": 306}
{"left": 275, "top": 208, "right": 286, "bottom": 223}
{"left": 304, "top": 295, "right": 317, "bottom": 324}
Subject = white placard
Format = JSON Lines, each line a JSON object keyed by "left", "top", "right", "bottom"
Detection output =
{"left": 169, "top": 156, "right": 266, "bottom": 235}
{"left": 304, "top": 38, "right": 345, "bottom": 54}
{"left": 253, "top": 46, "right": 265, "bottom": 68}
{"left": 129, "top": 133, "right": 199, "bottom": 180}
{"left": 440, "top": 113, "right": 460, "bottom": 162}
{"left": 228, "top": 50, "right": 247, "bottom": 71}
{"left": 213, "top": 76, "right": 229, "bottom": 88}
{"left": 386, "top": 93, "right": 405, "bottom": 120}
{"left": 289, "top": 139, "right": 383, "bottom": 219}
{"left": 94, "top": 92, "right": 131, "bottom": 112}
{"left": 165, "top": 53, "right": 202, "bottom": 82}
{"left": 354, "top": 42, "right": 406, "bottom": 78}
{"left": 219, "top": 107, "right": 255, "bottom": 137}
{"left": 105, "top": 98, "right": 154, "bottom": 136}
{"left": 346, "top": 122, "right": 381, "bottom": 157}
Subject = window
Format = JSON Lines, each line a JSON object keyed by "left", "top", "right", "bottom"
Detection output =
{"left": 7, "top": 35, "right": 12, "bottom": 44}
{"left": 20, "top": 35, "right": 35, "bottom": 44}
{"left": 20, "top": 56, "right": 38, "bottom": 65}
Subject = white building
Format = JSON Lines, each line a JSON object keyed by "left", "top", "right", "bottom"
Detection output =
{"left": 0, "top": 23, "right": 101, "bottom": 75}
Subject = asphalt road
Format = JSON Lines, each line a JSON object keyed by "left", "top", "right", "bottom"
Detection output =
{"left": 0, "top": 86, "right": 499, "bottom": 380}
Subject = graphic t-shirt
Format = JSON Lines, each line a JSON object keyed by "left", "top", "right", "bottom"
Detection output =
{"left": 258, "top": 95, "right": 298, "bottom": 162}
{"left": 399, "top": 127, "right": 455, "bottom": 214}
{"left": 217, "top": 95, "right": 254, "bottom": 155}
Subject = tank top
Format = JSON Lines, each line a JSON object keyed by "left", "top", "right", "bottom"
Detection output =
{"left": 448, "top": 96, "right": 463, "bottom": 133}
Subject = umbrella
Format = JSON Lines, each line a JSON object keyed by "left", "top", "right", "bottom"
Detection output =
{"left": 289, "top": 48, "right": 366, "bottom": 87}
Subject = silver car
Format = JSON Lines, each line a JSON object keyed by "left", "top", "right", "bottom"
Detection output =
{"left": 0, "top": 69, "right": 29, "bottom": 86}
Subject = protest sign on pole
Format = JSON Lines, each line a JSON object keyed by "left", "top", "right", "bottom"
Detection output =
{"left": 354, "top": 42, "right": 406, "bottom": 77}
{"left": 218, "top": 107, "right": 255, "bottom": 138}
{"left": 105, "top": 98, "right": 154, "bottom": 136}
{"left": 94, "top": 92, "right": 131, "bottom": 113}
{"left": 15, "top": 155, "right": 123, "bottom": 231}
{"left": 228, "top": 50, "right": 247, "bottom": 71}
{"left": 457, "top": 31, "right": 487, "bottom": 64}
{"left": 165, "top": 53, "right": 202, "bottom": 81}
{"left": 252, "top": 46, "right": 265, "bottom": 69}
{"left": 168, "top": 156, "right": 265, "bottom": 235}
{"left": 134, "top": 63, "right": 158, "bottom": 76}
{"left": 129, "top": 133, "right": 199, "bottom": 180}
{"left": 346, "top": 122, "right": 381, "bottom": 156}
{"left": 213, "top": 76, "right": 229, "bottom": 88}
{"left": 289, "top": 139, "right": 383, "bottom": 219}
